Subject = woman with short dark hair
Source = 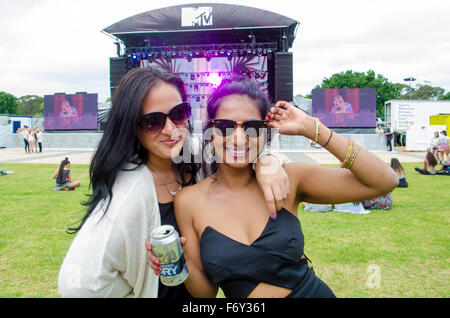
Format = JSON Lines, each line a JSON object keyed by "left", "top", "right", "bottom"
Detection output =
{"left": 159, "top": 78, "right": 398, "bottom": 298}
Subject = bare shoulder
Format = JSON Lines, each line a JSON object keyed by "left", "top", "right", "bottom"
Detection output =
{"left": 174, "top": 177, "right": 212, "bottom": 215}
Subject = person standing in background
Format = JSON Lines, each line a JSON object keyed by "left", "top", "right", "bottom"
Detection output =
{"left": 384, "top": 123, "right": 394, "bottom": 151}
{"left": 37, "top": 128, "right": 43, "bottom": 153}
{"left": 437, "top": 130, "right": 449, "bottom": 163}
{"left": 22, "top": 127, "right": 29, "bottom": 154}
{"left": 430, "top": 131, "right": 440, "bottom": 160}
{"left": 28, "top": 128, "right": 36, "bottom": 154}
{"left": 375, "top": 124, "right": 384, "bottom": 136}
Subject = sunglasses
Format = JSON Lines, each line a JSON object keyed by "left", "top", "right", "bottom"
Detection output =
{"left": 138, "top": 102, "right": 191, "bottom": 134}
{"left": 209, "top": 119, "right": 268, "bottom": 138}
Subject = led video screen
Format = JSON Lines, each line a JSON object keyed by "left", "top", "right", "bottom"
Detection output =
{"left": 44, "top": 93, "right": 98, "bottom": 130}
{"left": 312, "top": 88, "right": 376, "bottom": 128}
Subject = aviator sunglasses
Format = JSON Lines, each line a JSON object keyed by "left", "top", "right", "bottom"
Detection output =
{"left": 138, "top": 102, "right": 191, "bottom": 133}
{"left": 209, "top": 119, "right": 268, "bottom": 138}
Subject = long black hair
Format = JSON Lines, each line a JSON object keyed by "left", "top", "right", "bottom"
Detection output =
{"left": 57, "top": 157, "right": 70, "bottom": 184}
{"left": 68, "top": 66, "right": 198, "bottom": 233}
{"left": 202, "top": 77, "right": 272, "bottom": 176}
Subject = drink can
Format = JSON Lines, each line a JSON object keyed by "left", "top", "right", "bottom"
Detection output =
{"left": 150, "top": 225, "right": 189, "bottom": 286}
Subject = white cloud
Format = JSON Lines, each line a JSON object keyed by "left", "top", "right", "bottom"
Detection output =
{"left": 0, "top": 0, "right": 449, "bottom": 101}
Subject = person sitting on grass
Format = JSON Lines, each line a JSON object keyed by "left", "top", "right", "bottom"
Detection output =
{"left": 361, "top": 161, "right": 400, "bottom": 209}
{"left": 391, "top": 158, "right": 408, "bottom": 187}
{"left": 0, "top": 168, "right": 13, "bottom": 175}
{"left": 414, "top": 151, "right": 438, "bottom": 175}
{"left": 437, "top": 160, "right": 450, "bottom": 175}
{"left": 52, "top": 157, "right": 81, "bottom": 190}
{"left": 361, "top": 193, "right": 393, "bottom": 210}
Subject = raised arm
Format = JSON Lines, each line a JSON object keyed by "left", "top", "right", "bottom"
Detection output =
{"left": 173, "top": 188, "right": 218, "bottom": 298}
{"left": 268, "top": 101, "right": 398, "bottom": 204}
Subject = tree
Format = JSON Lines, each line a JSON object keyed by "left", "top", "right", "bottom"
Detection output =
{"left": 17, "top": 95, "right": 44, "bottom": 116}
{"left": 401, "top": 84, "right": 445, "bottom": 100}
{"left": 313, "top": 70, "right": 404, "bottom": 118}
{"left": 0, "top": 91, "right": 18, "bottom": 115}
{"left": 438, "top": 91, "right": 450, "bottom": 100}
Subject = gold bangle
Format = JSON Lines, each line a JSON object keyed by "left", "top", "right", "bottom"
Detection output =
{"left": 346, "top": 143, "right": 360, "bottom": 170}
{"left": 342, "top": 138, "right": 354, "bottom": 168}
{"left": 311, "top": 118, "right": 320, "bottom": 147}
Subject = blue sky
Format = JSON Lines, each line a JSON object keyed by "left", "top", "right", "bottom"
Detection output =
{"left": 0, "top": 0, "right": 449, "bottom": 102}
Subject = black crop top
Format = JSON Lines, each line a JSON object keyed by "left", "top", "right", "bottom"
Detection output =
{"left": 200, "top": 208, "right": 307, "bottom": 298}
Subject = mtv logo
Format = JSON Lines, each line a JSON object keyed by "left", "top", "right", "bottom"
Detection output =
{"left": 181, "top": 7, "right": 213, "bottom": 27}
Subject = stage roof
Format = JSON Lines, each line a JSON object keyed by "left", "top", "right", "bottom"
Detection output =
{"left": 103, "top": 3, "right": 299, "bottom": 48}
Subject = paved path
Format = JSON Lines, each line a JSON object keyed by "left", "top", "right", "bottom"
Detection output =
{"left": 0, "top": 149, "right": 94, "bottom": 164}
{"left": 0, "top": 148, "right": 426, "bottom": 165}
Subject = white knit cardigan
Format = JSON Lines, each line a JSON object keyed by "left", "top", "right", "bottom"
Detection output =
{"left": 58, "top": 164, "right": 161, "bottom": 297}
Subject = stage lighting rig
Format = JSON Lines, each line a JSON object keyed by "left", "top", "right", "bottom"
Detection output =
{"left": 124, "top": 42, "right": 277, "bottom": 64}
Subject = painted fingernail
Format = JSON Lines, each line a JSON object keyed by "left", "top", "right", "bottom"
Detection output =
{"left": 156, "top": 266, "right": 161, "bottom": 271}
{"left": 152, "top": 259, "right": 159, "bottom": 265}
{"left": 271, "top": 214, "right": 277, "bottom": 220}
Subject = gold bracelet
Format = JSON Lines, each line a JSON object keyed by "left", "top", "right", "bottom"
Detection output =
{"left": 346, "top": 143, "right": 360, "bottom": 170}
{"left": 311, "top": 118, "right": 320, "bottom": 147}
{"left": 342, "top": 138, "right": 354, "bottom": 168}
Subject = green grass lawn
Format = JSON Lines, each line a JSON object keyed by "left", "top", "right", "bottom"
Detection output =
{"left": 0, "top": 162, "right": 448, "bottom": 298}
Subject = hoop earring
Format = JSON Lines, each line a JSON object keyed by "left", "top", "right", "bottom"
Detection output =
{"left": 204, "top": 142, "right": 216, "bottom": 164}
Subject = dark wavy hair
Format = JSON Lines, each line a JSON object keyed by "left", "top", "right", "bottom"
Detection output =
{"left": 68, "top": 66, "right": 198, "bottom": 233}
{"left": 57, "top": 157, "right": 70, "bottom": 184}
{"left": 202, "top": 77, "right": 272, "bottom": 175}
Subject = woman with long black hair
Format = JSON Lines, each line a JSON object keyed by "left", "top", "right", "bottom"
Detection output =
{"left": 57, "top": 66, "right": 288, "bottom": 298}
{"left": 52, "top": 157, "right": 80, "bottom": 190}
